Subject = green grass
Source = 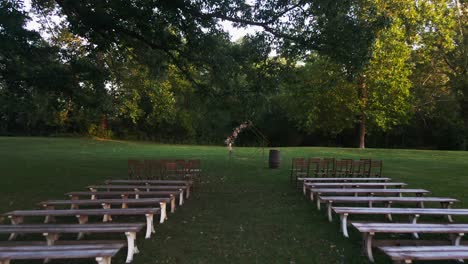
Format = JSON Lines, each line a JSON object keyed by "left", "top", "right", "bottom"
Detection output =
{"left": 1, "top": 137, "right": 468, "bottom": 264}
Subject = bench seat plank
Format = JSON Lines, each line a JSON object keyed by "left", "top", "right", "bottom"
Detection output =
{"left": 299, "top": 177, "right": 391, "bottom": 182}
{"left": 39, "top": 197, "right": 175, "bottom": 214}
{"left": 66, "top": 191, "right": 185, "bottom": 206}
{"left": 0, "top": 224, "right": 143, "bottom": 263}
{"left": 0, "top": 243, "right": 124, "bottom": 264}
{"left": 379, "top": 246, "right": 468, "bottom": 263}
{"left": 305, "top": 182, "right": 406, "bottom": 187}
{"left": 89, "top": 185, "right": 190, "bottom": 198}
{"left": 308, "top": 189, "right": 430, "bottom": 209}
{"left": 321, "top": 196, "right": 458, "bottom": 221}
{"left": 5, "top": 208, "right": 160, "bottom": 239}
{"left": 353, "top": 223, "right": 468, "bottom": 262}
{"left": 105, "top": 179, "right": 192, "bottom": 186}
{"left": 305, "top": 183, "right": 406, "bottom": 196}
{"left": 333, "top": 207, "right": 468, "bottom": 238}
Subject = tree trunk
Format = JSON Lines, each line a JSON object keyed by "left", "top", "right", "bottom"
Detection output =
{"left": 358, "top": 74, "right": 367, "bottom": 149}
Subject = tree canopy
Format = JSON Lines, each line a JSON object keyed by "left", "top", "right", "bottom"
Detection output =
{"left": 0, "top": 0, "right": 466, "bottom": 149}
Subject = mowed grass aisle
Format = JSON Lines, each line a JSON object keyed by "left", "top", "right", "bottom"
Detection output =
{"left": 0, "top": 137, "right": 468, "bottom": 264}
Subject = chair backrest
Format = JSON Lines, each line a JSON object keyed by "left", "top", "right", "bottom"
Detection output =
{"left": 307, "top": 158, "right": 321, "bottom": 176}
{"left": 360, "top": 159, "right": 372, "bottom": 177}
{"left": 150, "top": 159, "right": 163, "bottom": 179}
{"left": 128, "top": 159, "right": 144, "bottom": 179}
{"left": 370, "top": 160, "right": 383, "bottom": 177}
{"left": 323, "top": 158, "right": 336, "bottom": 176}
{"left": 164, "top": 162, "right": 182, "bottom": 179}
{"left": 292, "top": 158, "right": 307, "bottom": 170}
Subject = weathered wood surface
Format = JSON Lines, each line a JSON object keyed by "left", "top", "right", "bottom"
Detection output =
{"left": 5, "top": 208, "right": 161, "bottom": 239}
{"left": 308, "top": 188, "right": 430, "bottom": 209}
{"left": 321, "top": 196, "right": 458, "bottom": 203}
{"left": 305, "top": 182, "right": 406, "bottom": 187}
{"left": 333, "top": 207, "right": 468, "bottom": 239}
{"left": 105, "top": 179, "right": 192, "bottom": 186}
{"left": 299, "top": 177, "right": 391, "bottom": 182}
{"left": 320, "top": 196, "right": 457, "bottom": 221}
{"left": 39, "top": 198, "right": 175, "bottom": 213}
{"left": 0, "top": 223, "right": 144, "bottom": 233}
{"left": 353, "top": 223, "right": 468, "bottom": 233}
{"left": 353, "top": 223, "right": 467, "bottom": 262}
{"left": 5, "top": 208, "right": 160, "bottom": 217}
{"left": 65, "top": 190, "right": 185, "bottom": 206}
{"left": 308, "top": 188, "right": 429, "bottom": 202}
{"left": 379, "top": 246, "right": 468, "bottom": 263}
{"left": 0, "top": 224, "right": 143, "bottom": 263}
{"left": 333, "top": 207, "right": 468, "bottom": 215}
{"left": 89, "top": 185, "right": 190, "bottom": 198}
{"left": 0, "top": 243, "right": 123, "bottom": 264}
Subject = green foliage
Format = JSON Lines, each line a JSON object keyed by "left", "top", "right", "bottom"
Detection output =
{"left": 364, "top": 19, "right": 413, "bottom": 131}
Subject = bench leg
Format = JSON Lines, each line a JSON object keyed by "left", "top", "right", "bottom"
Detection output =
{"left": 44, "top": 206, "right": 56, "bottom": 223}
{"left": 171, "top": 197, "right": 176, "bottom": 213}
{"left": 327, "top": 202, "right": 333, "bottom": 222}
{"left": 43, "top": 232, "right": 59, "bottom": 245}
{"left": 302, "top": 183, "right": 306, "bottom": 195}
{"left": 125, "top": 231, "right": 139, "bottom": 263}
{"left": 386, "top": 202, "right": 393, "bottom": 221}
{"left": 159, "top": 202, "right": 167, "bottom": 223}
{"left": 145, "top": 213, "right": 155, "bottom": 239}
{"left": 411, "top": 214, "right": 420, "bottom": 239}
{"left": 96, "top": 256, "right": 112, "bottom": 264}
{"left": 316, "top": 197, "right": 321, "bottom": 210}
{"left": 186, "top": 187, "right": 190, "bottom": 198}
{"left": 76, "top": 215, "right": 89, "bottom": 239}
{"left": 309, "top": 191, "right": 314, "bottom": 202}
{"left": 363, "top": 232, "right": 375, "bottom": 263}
{"left": 179, "top": 192, "right": 184, "bottom": 206}
{"left": 340, "top": 213, "right": 349, "bottom": 238}
{"left": 102, "top": 203, "right": 112, "bottom": 222}
{"left": 8, "top": 216, "right": 24, "bottom": 240}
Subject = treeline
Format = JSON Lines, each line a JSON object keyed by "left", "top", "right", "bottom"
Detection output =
{"left": 0, "top": 0, "right": 466, "bottom": 150}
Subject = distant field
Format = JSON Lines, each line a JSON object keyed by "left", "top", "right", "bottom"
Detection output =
{"left": 0, "top": 137, "right": 467, "bottom": 264}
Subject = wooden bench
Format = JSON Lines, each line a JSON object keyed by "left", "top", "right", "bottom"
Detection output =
{"left": 39, "top": 197, "right": 174, "bottom": 215}
{"left": 298, "top": 177, "right": 391, "bottom": 182}
{"left": 0, "top": 243, "right": 124, "bottom": 264}
{"left": 89, "top": 185, "right": 190, "bottom": 198}
{"left": 4, "top": 208, "right": 160, "bottom": 239}
{"left": 66, "top": 190, "right": 185, "bottom": 206}
{"left": 305, "top": 182, "right": 407, "bottom": 195}
{"left": 299, "top": 178, "right": 392, "bottom": 194}
{"left": 308, "top": 188, "right": 430, "bottom": 209}
{"left": 353, "top": 223, "right": 468, "bottom": 262}
{"left": 379, "top": 245, "right": 468, "bottom": 263}
{"left": 0, "top": 223, "right": 143, "bottom": 263}
{"left": 321, "top": 196, "right": 458, "bottom": 221}
{"left": 333, "top": 207, "right": 468, "bottom": 238}
{"left": 105, "top": 179, "right": 192, "bottom": 188}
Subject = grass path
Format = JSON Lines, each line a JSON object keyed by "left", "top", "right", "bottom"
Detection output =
{"left": 1, "top": 137, "right": 468, "bottom": 263}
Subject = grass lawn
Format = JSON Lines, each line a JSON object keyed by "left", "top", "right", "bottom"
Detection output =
{"left": 1, "top": 137, "right": 468, "bottom": 264}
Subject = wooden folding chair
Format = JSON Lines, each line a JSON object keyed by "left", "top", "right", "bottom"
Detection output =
{"left": 370, "top": 160, "right": 383, "bottom": 177}
{"left": 323, "top": 158, "right": 336, "bottom": 177}
{"left": 307, "top": 158, "right": 322, "bottom": 177}
{"left": 187, "top": 159, "right": 201, "bottom": 182}
{"left": 128, "top": 159, "right": 144, "bottom": 179}
{"left": 291, "top": 158, "right": 308, "bottom": 187}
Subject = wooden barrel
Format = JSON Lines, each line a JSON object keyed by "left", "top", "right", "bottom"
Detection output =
{"left": 269, "top": 149, "right": 280, "bottom": 169}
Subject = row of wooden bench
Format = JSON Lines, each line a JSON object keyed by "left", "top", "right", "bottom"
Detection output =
{"left": 0, "top": 179, "right": 195, "bottom": 264}
{"left": 298, "top": 176, "right": 468, "bottom": 263}
{"left": 291, "top": 158, "right": 383, "bottom": 186}
{"left": 128, "top": 158, "right": 202, "bottom": 181}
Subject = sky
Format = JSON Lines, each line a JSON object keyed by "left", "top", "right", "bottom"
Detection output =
{"left": 23, "top": 0, "right": 260, "bottom": 42}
